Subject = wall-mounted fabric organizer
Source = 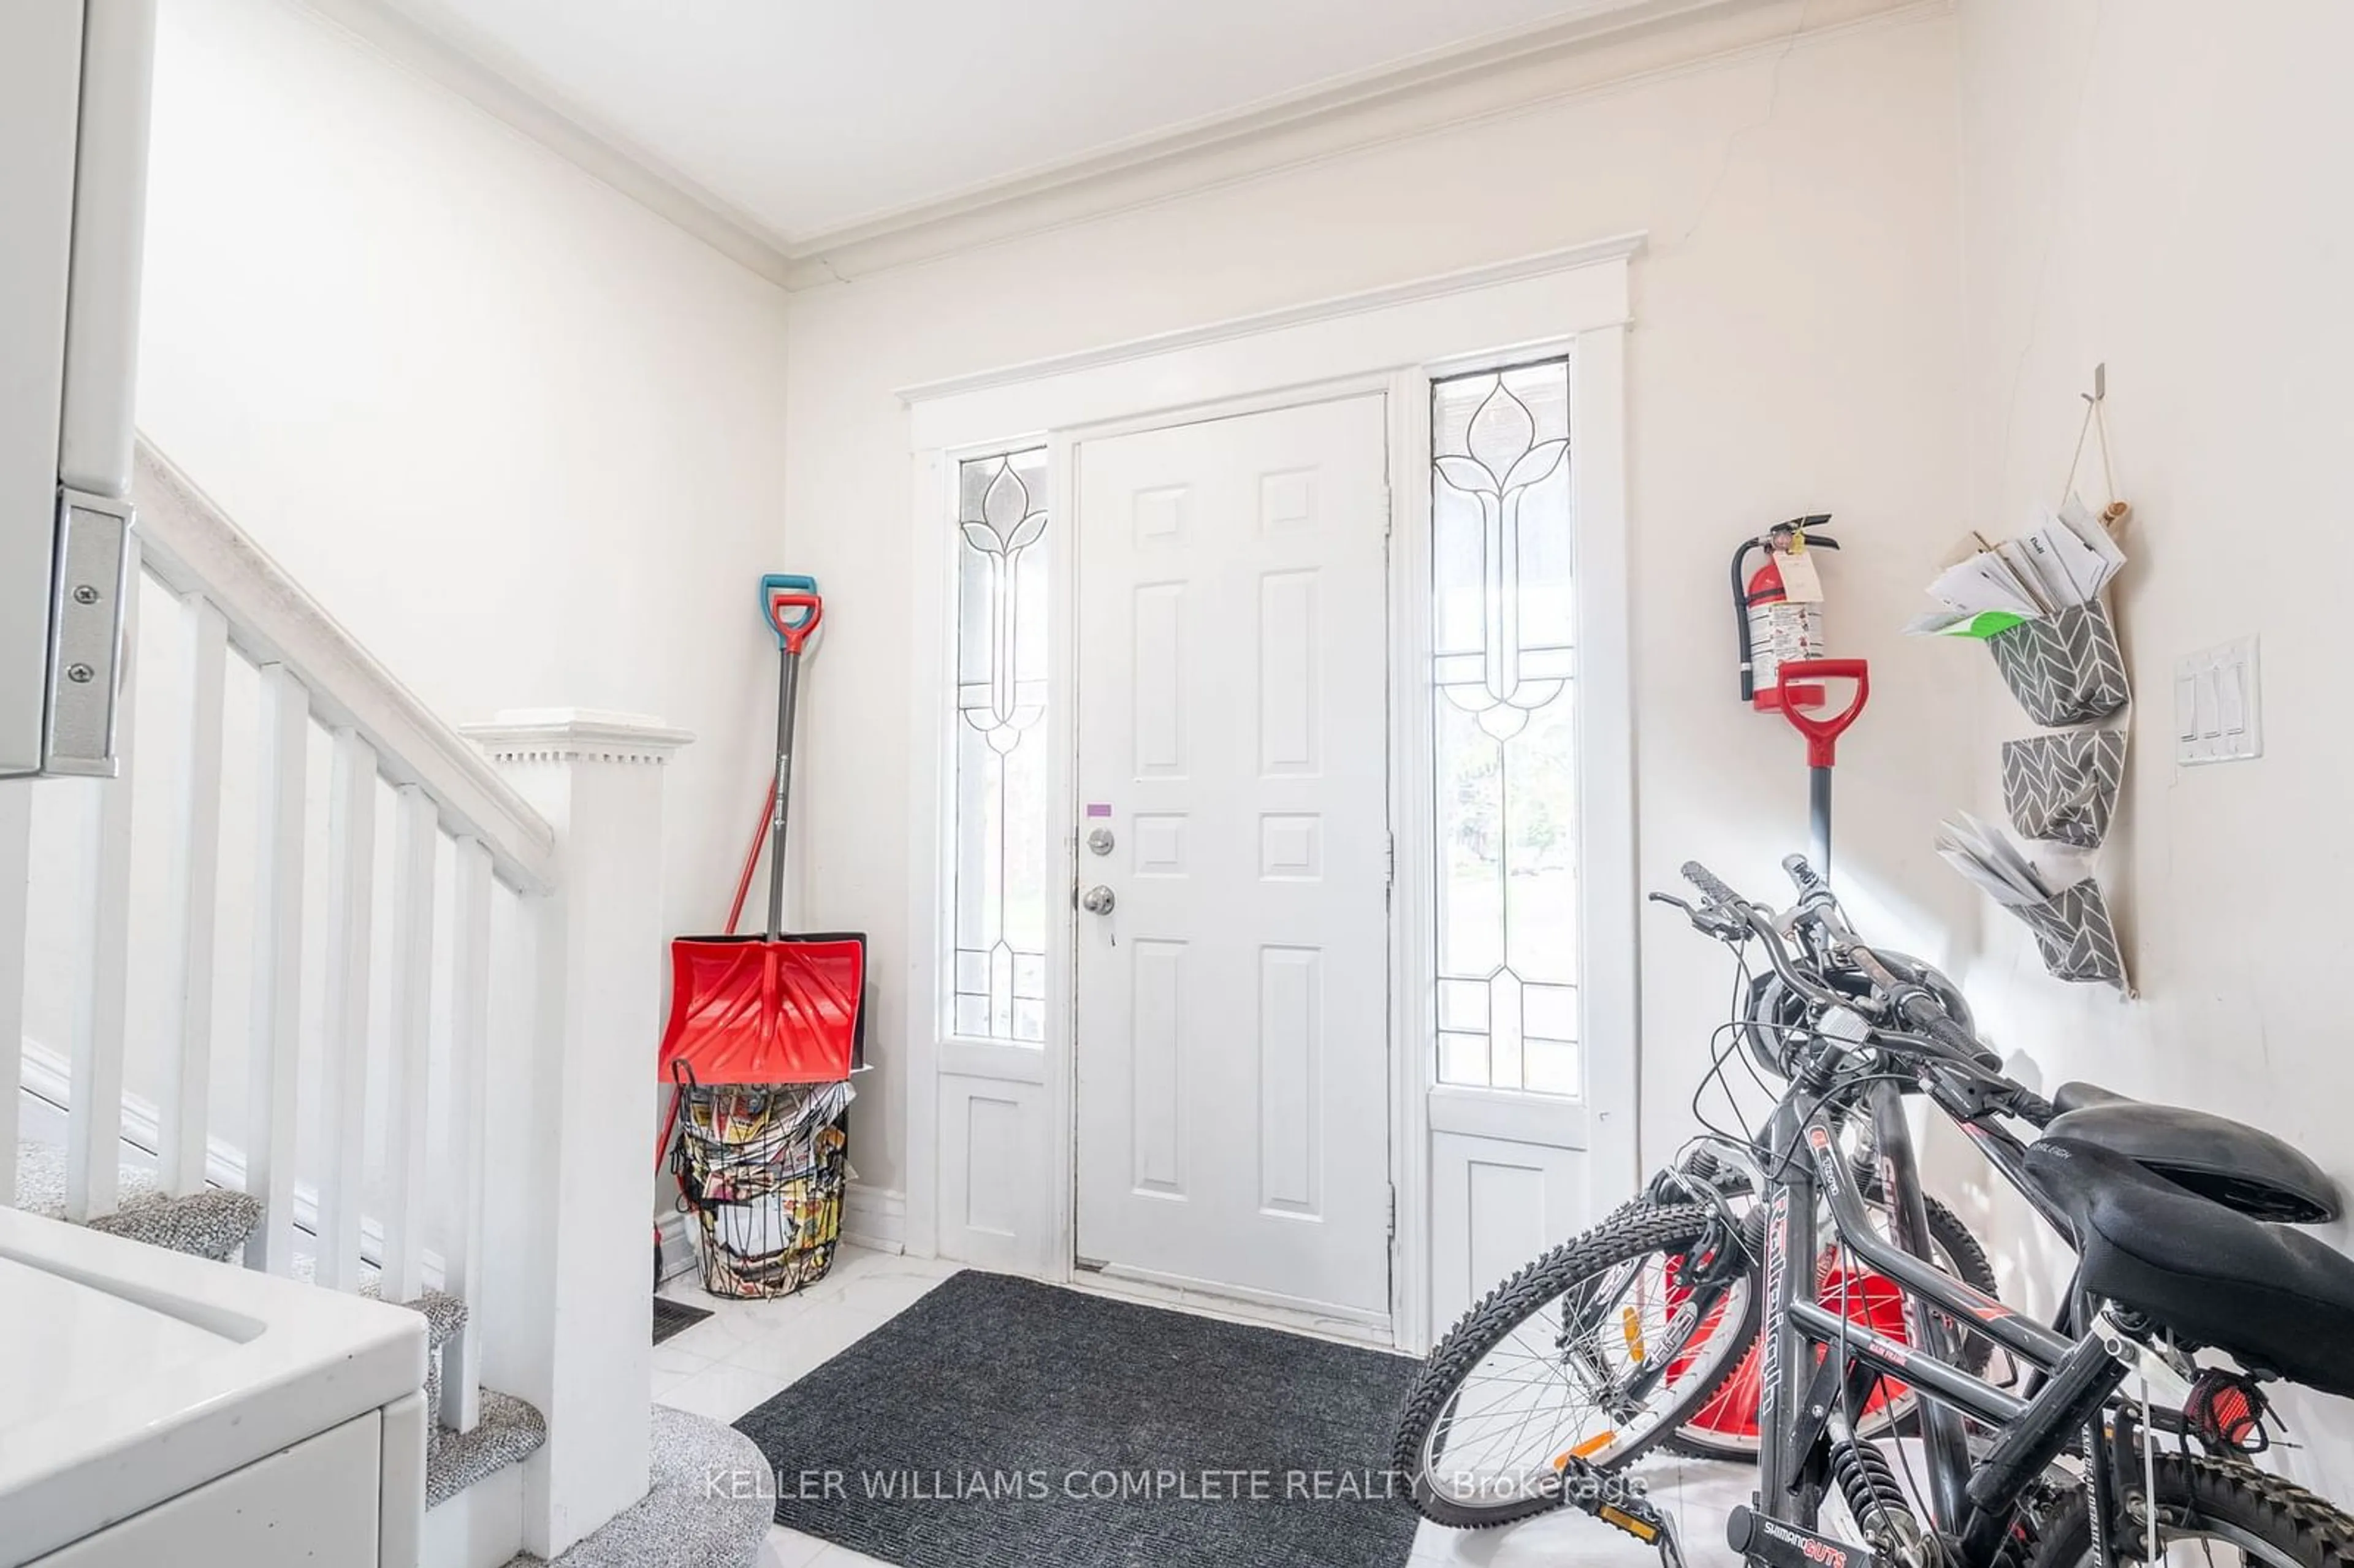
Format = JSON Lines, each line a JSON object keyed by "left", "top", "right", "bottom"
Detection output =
{"left": 2007, "top": 877, "right": 2127, "bottom": 987}
{"left": 2001, "top": 731, "right": 2126, "bottom": 850}
{"left": 1987, "top": 600, "right": 2130, "bottom": 728}
{"left": 1927, "top": 368, "right": 2135, "bottom": 991}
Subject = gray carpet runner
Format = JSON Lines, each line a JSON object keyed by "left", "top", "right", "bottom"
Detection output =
{"left": 734, "top": 1270, "right": 1422, "bottom": 1568}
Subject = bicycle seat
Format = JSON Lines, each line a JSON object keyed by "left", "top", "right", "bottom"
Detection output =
{"left": 2026, "top": 1135, "right": 2354, "bottom": 1398}
{"left": 2050, "top": 1080, "right": 2131, "bottom": 1116}
{"left": 2046, "top": 1089, "right": 2339, "bottom": 1224}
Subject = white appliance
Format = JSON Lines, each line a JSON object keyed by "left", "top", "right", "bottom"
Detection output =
{"left": 1, "top": 1, "right": 155, "bottom": 779}
{"left": 0, "top": 1209, "right": 429, "bottom": 1567}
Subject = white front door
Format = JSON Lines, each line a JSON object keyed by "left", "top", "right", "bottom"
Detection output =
{"left": 1072, "top": 393, "right": 1392, "bottom": 1323}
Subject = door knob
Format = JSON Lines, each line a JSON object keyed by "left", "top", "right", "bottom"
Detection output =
{"left": 1081, "top": 885, "right": 1116, "bottom": 915}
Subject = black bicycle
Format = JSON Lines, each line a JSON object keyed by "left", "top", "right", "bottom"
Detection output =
{"left": 1394, "top": 873, "right": 2003, "bottom": 1528}
{"left": 1398, "top": 858, "right": 2354, "bottom": 1568}
{"left": 1680, "top": 860, "right": 2354, "bottom": 1568}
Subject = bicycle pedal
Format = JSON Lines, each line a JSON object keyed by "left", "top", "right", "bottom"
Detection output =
{"left": 1552, "top": 1458, "right": 1686, "bottom": 1568}
{"left": 1727, "top": 1504, "right": 1876, "bottom": 1568}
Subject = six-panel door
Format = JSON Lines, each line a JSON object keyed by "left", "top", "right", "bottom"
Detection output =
{"left": 1073, "top": 394, "right": 1393, "bottom": 1322}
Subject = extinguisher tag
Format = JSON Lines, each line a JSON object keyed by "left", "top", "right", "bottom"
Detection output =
{"left": 1776, "top": 546, "right": 1826, "bottom": 603}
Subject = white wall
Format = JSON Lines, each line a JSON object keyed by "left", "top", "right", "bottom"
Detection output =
{"left": 19, "top": 0, "right": 791, "bottom": 1220}
{"left": 780, "top": 8, "right": 1971, "bottom": 1208}
{"left": 1950, "top": 0, "right": 2354, "bottom": 1488}
{"left": 134, "top": 0, "right": 791, "bottom": 946}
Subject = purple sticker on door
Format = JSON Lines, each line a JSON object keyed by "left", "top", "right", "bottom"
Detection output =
{"left": 1086, "top": 803, "right": 1113, "bottom": 818}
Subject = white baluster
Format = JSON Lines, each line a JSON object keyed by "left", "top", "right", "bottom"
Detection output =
{"left": 379, "top": 785, "right": 436, "bottom": 1306}
{"left": 159, "top": 593, "right": 227, "bottom": 1196}
{"left": 245, "top": 663, "right": 308, "bottom": 1273}
{"left": 0, "top": 777, "right": 30, "bottom": 1210}
{"left": 440, "top": 834, "right": 492, "bottom": 1433}
{"left": 67, "top": 547, "right": 140, "bottom": 1223}
{"left": 318, "top": 727, "right": 376, "bottom": 1291}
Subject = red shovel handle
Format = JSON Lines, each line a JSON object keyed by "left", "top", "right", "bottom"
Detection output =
{"left": 1776, "top": 659, "right": 1869, "bottom": 767}
{"left": 768, "top": 590, "right": 824, "bottom": 655}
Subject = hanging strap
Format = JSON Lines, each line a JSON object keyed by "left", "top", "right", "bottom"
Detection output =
{"left": 2062, "top": 384, "right": 2127, "bottom": 527}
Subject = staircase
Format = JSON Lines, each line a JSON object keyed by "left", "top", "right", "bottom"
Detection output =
{"left": 0, "top": 442, "right": 737, "bottom": 1566}
{"left": 13, "top": 1138, "right": 549, "bottom": 1529}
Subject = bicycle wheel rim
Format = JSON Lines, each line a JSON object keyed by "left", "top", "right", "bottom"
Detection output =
{"left": 1418, "top": 1252, "right": 1753, "bottom": 1511}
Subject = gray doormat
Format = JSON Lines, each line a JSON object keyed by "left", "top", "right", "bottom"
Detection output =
{"left": 652, "top": 1295, "right": 712, "bottom": 1345}
{"left": 733, "top": 1271, "right": 1420, "bottom": 1568}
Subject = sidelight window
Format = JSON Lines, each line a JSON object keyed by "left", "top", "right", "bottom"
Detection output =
{"left": 951, "top": 447, "right": 1052, "bottom": 1043}
{"left": 1428, "top": 359, "right": 1581, "bottom": 1095}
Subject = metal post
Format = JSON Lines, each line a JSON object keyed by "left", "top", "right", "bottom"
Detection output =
{"left": 765, "top": 642, "right": 801, "bottom": 942}
{"left": 1808, "top": 766, "right": 1833, "bottom": 886}
{"left": 1869, "top": 1079, "right": 1972, "bottom": 1529}
{"left": 1759, "top": 1098, "right": 1824, "bottom": 1527}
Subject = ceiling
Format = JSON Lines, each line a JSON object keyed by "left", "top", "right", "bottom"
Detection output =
{"left": 370, "top": 0, "right": 1666, "bottom": 248}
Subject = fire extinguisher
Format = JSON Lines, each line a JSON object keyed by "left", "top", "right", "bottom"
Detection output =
{"left": 1731, "top": 515, "right": 1840, "bottom": 709}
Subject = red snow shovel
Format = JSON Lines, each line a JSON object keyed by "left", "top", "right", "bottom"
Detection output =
{"left": 1774, "top": 658, "right": 1869, "bottom": 886}
{"left": 659, "top": 578, "right": 863, "bottom": 1090}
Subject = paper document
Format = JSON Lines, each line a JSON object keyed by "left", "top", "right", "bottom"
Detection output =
{"left": 1935, "top": 812, "right": 2089, "bottom": 906}
{"left": 1907, "top": 493, "right": 2125, "bottom": 636}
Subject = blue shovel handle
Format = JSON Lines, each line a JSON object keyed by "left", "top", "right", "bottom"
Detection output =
{"left": 760, "top": 573, "right": 821, "bottom": 650}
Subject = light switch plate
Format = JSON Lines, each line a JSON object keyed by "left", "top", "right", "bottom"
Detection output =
{"left": 2175, "top": 636, "right": 2261, "bottom": 764}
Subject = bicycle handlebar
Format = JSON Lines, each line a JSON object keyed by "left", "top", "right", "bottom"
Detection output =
{"left": 1681, "top": 860, "right": 1742, "bottom": 910}
{"left": 1659, "top": 858, "right": 2045, "bottom": 1116}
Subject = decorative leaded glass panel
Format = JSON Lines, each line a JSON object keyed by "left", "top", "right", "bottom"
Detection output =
{"left": 953, "top": 448, "right": 1051, "bottom": 1043}
{"left": 1430, "top": 360, "right": 1580, "bottom": 1095}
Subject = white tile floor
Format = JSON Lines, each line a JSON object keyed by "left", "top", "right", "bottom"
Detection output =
{"left": 656, "top": 1245, "right": 1755, "bottom": 1568}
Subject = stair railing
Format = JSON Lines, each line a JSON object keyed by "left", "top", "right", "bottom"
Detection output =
{"left": 0, "top": 439, "right": 680, "bottom": 1560}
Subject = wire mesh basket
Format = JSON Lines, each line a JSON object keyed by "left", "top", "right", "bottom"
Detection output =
{"left": 671, "top": 1079, "right": 851, "bottom": 1300}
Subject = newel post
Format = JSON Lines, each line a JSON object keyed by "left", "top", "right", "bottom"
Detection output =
{"left": 464, "top": 708, "right": 691, "bottom": 1559}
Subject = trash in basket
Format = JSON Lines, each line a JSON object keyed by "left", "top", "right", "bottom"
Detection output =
{"left": 672, "top": 1079, "right": 853, "bottom": 1299}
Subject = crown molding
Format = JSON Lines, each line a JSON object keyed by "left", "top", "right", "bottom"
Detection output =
{"left": 290, "top": 0, "right": 800, "bottom": 287}
{"left": 783, "top": 0, "right": 1940, "bottom": 287}
{"left": 897, "top": 233, "right": 1645, "bottom": 407}
{"left": 294, "top": 0, "right": 1942, "bottom": 294}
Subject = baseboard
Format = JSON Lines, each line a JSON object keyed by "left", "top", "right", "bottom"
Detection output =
{"left": 19, "top": 1035, "right": 446, "bottom": 1285}
{"left": 655, "top": 1210, "right": 698, "bottom": 1284}
{"left": 842, "top": 1184, "right": 906, "bottom": 1254}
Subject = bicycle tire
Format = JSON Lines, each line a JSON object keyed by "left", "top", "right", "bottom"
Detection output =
{"left": 2032, "top": 1451, "right": 2354, "bottom": 1568}
{"left": 1393, "top": 1200, "right": 1761, "bottom": 1529}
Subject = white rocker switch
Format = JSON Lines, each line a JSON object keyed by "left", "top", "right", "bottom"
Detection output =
{"left": 2175, "top": 637, "right": 2261, "bottom": 765}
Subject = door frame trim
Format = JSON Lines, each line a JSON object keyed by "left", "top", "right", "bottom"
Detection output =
{"left": 901, "top": 238, "right": 1644, "bottom": 1350}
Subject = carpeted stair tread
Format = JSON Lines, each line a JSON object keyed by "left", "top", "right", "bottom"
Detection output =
{"left": 286, "top": 1263, "right": 462, "bottom": 1346}
{"left": 86, "top": 1188, "right": 263, "bottom": 1262}
{"left": 427, "top": 1388, "right": 547, "bottom": 1509}
{"left": 497, "top": 1407, "right": 771, "bottom": 1567}
{"left": 12, "top": 1142, "right": 161, "bottom": 1216}
{"left": 16, "top": 1142, "right": 538, "bottom": 1516}
{"left": 14, "top": 1143, "right": 261, "bottom": 1262}
{"left": 405, "top": 1286, "right": 467, "bottom": 1350}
